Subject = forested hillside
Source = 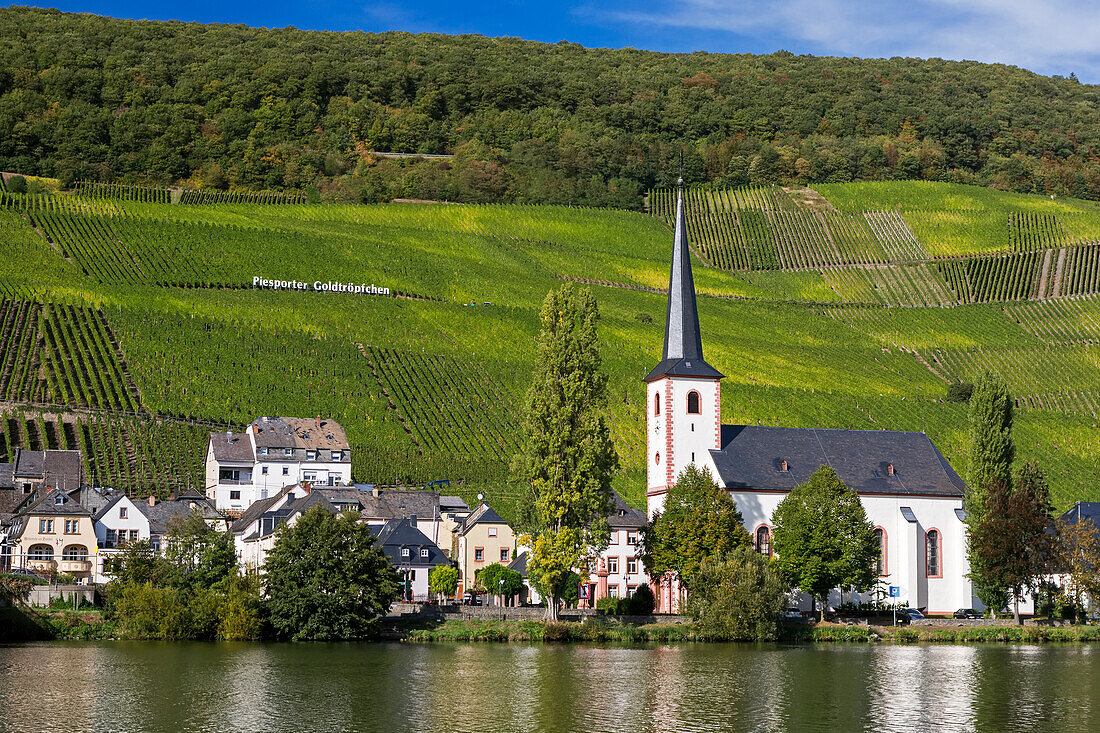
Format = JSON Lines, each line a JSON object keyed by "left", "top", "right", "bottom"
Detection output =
{"left": 2, "top": 7, "right": 1100, "bottom": 206}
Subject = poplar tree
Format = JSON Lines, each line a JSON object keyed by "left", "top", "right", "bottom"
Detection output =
{"left": 513, "top": 284, "right": 619, "bottom": 620}
{"left": 965, "top": 370, "right": 1015, "bottom": 612}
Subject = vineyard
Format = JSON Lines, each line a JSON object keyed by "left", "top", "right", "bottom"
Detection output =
{"left": 0, "top": 181, "right": 1099, "bottom": 514}
{"left": 0, "top": 409, "right": 207, "bottom": 496}
{"left": 75, "top": 181, "right": 307, "bottom": 205}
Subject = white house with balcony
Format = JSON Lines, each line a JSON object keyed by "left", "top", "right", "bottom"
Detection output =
{"left": 205, "top": 417, "right": 352, "bottom": 514}
{"left": 7, "top": 489, "right": 97, "bottom": 583}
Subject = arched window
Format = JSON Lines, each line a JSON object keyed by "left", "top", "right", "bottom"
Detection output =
{"left": 28, "top": 544, "right": 53, "bottom": 561}
{"left": 687, "top": 390, "right": 701, "bottom": 414}
{"left": 654, "top": 452, "right": 661, "bottom": 465}
{"left": 926, "top": 529, "right": 941, "bottom": 577}
{"left": 654, "top": 393, "right": 660, "bottom": 416}
{"left": 874, "top": 528, "right": 887, "bottom": 575}
{"left": 63, "top": 545, "right": 88, "bottom": 561}
{"left": 755, "top": 526, "right": 771, "bottom": 556}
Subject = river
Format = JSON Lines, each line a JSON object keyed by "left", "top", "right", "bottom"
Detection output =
{"left": 1, "top": 642, "right": 1097, "bottom": 732}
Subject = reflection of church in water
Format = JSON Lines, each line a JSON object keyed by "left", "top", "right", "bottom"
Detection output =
{"left": 644, "top": 180, "right": 978, "bottom": 615}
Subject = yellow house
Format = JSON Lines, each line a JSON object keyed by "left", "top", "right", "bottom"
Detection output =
{"left": 453, "top": 503, "right": 515, "bottom": 597}
{"left": 10, "top": 489, "right": 97, "bottom": 584}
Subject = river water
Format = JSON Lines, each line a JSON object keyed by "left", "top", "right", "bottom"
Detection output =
{"left": 1, "top": 641, "right": 1097, "bottom": 732}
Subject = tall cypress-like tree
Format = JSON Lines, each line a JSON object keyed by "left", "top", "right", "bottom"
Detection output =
{"left": 965, "top": 370, "right": 1015, "bottom": 612}
{"left": 513, "top": 284, "right": 619, "bottom": 620}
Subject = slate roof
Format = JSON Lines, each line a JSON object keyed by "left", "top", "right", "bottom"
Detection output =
{"left": 507, "top": 550, "right": 529, "bottom": 576}
{"left": 209, "top": 431, "right": 254, "bottom": 462}
{"left": 1060, "top": 502, "right": 1100, "bottom": 528}
{"left": 440, "top": 496, "right": 470, "bottom": 513}
{"left": 457, "top": 503, "right": 507, "bottom": 533}
{"left": 11, "top": 448, "right": 82, "bottom": 487}
{"left": 644, "top": 181, "right": 723, "bottom": 383}
{"left": 250, "top": 417, "right": 350, "bottom": 451}
{"left": 709, "top": 425, "right": 966, "bottom": 497}
{"left": 372, "top": 518, "right": 448, "bottom": 567}
{"left": 137, "top": 494, "right": 224, "bottom": 536}
{"left": 0, "top": 463, "right": 17, "bottom": 514}
{"left": 230, "top": 485, "right": 333, "bottom": 538}
{"left": 0, "top": 463, "right": 14, "bottom": 489}
{"left": 315, "top": 487, "right": 454, "bottom": 522}
{"left": 608, "top": 490, "right": 647, "bottom": 529}
{"left": 25, "top": 488, "right": 93, "bottom": 516}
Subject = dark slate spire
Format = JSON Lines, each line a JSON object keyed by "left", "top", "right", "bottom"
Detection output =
{"left": 644, "top": 178, "right": 723, "bottom": 382}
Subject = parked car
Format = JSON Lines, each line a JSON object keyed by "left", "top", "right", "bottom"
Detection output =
{"left": 462, "top": 592, "right": 483, "bottom": 606}
{"left": 783, "top": 607, "right": 804, "bottom": 622}
{"left": 954, "top": 608, "right": 983, "bottom": 619}
{"left": 896, "top": 608, "right": 924, "bottom": 624}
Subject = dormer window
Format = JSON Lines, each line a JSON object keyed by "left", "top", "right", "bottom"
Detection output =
{"left": 887, "top": 464, "right": 896, "bottom": 476}
{"left": 402, "top": 548, "right": 410, "bottom": 557}
{"left": 260, "top": 447, "right": 268, "bottom": 456}
{"left": 306, "top": 450, "right": 316, "bottom": 461}
{"left": 420, "top": 548, "right": 429, "bottom": 558}
{"left": 284, "top": 448, "right": 292, "bottom": 457}
{"left": 54, "top": 494, "right": 64, "bottom": 505}
{"left": 687, "top": 390, "right": 701, "bottom": 414}
{"left": 331, "top": 451, "right": 341, "bottom": 461}
{"left": 780, "top": 460, "right": 789, "bottom": 472}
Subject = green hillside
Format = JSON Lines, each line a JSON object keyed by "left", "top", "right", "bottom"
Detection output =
{"left": 2, "top": 180, "right": 1100, "bottom": 518}
{"left": 5, "top": 7, "right": 1100, "bottom": 207}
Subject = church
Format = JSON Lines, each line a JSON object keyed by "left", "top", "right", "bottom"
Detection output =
{"left": 645, "top": 180, "right": 977, "bottom": 616}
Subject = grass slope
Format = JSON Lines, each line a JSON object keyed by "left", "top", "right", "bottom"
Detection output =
{"left": 0, "top": 182, "right": 1098, "bottom": 515}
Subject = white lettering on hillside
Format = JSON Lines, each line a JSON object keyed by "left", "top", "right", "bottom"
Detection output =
{"left": 252, "top": 276, "right": 391, "bottom": 296}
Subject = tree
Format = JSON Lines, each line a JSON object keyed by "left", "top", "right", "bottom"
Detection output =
{"left": 428, "top": 565, "right": 459, "bottom": 602}
{"left": 688, "top": 548, "right": 790, "bottom": 640}
{"left": 7, "top": 175, "right": 26, "bottom": 193}
{"left": 969, "top": 463, "right": 1055, "bottom": 624}
{"left": 640, "top": 464, "right": 751, "bottom": 593}
{"left": 771, "top": 466, "right": 879, "bottom": 621}
{"left": 965, "top": 371, "right": 1016, "bottom": 611}
{"left": 967, "top": 370, "right": 1014, "bottom": 492}
{"left": 264, "top": 506, "right": 400, "bottom": 640}
{"left": 1055, "top": 514, "right": 1100, "bottom": 623}
{"left": 159, "top": 512, "right": 236, "bottom": 594}
{"left": 474, "top": 563, "right": 524, "bottom": 606}
{"left": 513, "top": 284, "right": 619, "bottom": 620}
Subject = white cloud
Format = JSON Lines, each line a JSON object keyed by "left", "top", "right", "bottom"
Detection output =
{"left": 591, "top": 0, "right": 1100, "bottom": 80}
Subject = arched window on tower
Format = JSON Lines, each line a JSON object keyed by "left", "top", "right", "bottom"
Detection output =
{"left": 687, "top": 390, "right": 701, "bottom": 414}
{"left": 874, "top": 527, "right": 887, "bottom": 575}
{"left": 926, "top": 529, "right": 941, "bottom": 577}
{"left": 755, "top": 526, "right": 771, "bottom": 556}
{"left": 654, "top": 392, "right": 660, "bottom": 416}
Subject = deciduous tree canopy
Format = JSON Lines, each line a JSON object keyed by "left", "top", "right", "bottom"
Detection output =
{"left": 5, "top": 7, "right": 1100, "bottom": 205}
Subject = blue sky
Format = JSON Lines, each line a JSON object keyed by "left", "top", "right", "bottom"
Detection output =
{"left": 12, "top": 1, "right": 1100, "bottom": 82}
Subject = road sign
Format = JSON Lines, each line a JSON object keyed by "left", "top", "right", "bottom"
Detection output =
{"left": 889, "top": 586, "right": 901, "bottom": 598}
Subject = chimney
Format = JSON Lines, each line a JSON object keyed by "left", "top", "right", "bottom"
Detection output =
{"left": 225, "top": 430, "right": 233, "bottom": 444}
{"left": 316, "top": 415, "right": 321, "bottom": 428}
{"left": 147, "top": 495, "right": 156, "bottom": 507}
{"left": 372, "top": 486, "right": 380, "bottom": 498}
{"left": 409, "top": 514, "right": 417, "bottom": 527}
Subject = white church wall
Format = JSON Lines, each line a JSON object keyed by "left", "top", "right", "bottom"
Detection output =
{"left": 646, "top": 375, "right": 721, "bottom": 510}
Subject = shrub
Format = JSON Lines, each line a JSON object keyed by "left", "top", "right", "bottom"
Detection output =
{"left": 947, "top": 381, "right": 974, "bottom": 403}
{"left": 634, "top": 312, "right": 653, "bottom": 323}
{"left": 7, "top": 175, "right": 26, "bottom": 194}
{"left": 629, "top": 584, "right": 655, "bottom": 615}
{"left": 688, "top": 547, "right": 789, "bottom": 641}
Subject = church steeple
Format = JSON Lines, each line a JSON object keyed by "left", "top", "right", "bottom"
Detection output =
{"left": 644, "top": 177, "right": 723, "bottom": 382}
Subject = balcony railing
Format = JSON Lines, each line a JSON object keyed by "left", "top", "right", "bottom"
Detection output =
{"left": 217, "top": 478, "right": 253, "bottom": 485}
{"left": 60, "top": 560, "right": 92, "bottom": 573}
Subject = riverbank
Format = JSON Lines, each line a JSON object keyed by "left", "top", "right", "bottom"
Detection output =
{"left": 0, "top": 606, "right": 115, "bottom": 641}
{"left": 399, "top": 618, "right": 1100, "bottom": 644}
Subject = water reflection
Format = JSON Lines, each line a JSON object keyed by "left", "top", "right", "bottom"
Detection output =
{"left": 1, "top": 642, "right": 1099, "bottom": 732}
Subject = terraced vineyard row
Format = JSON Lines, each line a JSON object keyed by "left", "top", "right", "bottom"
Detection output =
{"left": 178, "top": 189, "right": 306, "bottom": 205}
{"left": 917, "top": 346, "right": 1100, "bottom": 396}
{"left": 648, "top": 185, "right": 930, "bottom": 272}
{"left": 75, "top": 181, "right": 172, "bottom": 204}
{"left": 0, "top": 410, "right": 207, "bottom": 496}
{"left": 362, "top": 345, "right": 522, "bottom": 461}
{"left": 0, "top": 298, "right": 142, "bottom": 411}
{"left": 936, "top": 243, "right": 1100, "bottom": 303}
{"left": 821, "top": 264, "right": 956, "bottom": 307}
{"left": 1006, "top": 296, "right": 1100, "bottom": 344}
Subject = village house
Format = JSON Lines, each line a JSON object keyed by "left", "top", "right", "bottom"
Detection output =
{"left": 453, "top": 501, "right": 515, "bottom": 598}
{"left": 317, "top": 485, "right": 469, "bottom": 549}
{"left": 0, "top": 448, "right": 83, "bottom": 514}
{"left": 230, "top": 484, "right": 333, "bottom": 571}
{"left": 205, "top": 416, "right": 352, "bottom": 514}
{"left": 645, "top": 180, "right": 979, "bottom": 616}
{"left": 584, "top": 491, "right": 648, "bottom": 605}
{"left": 7, "top": 488, "right": 97, "bottom": 584}
{"left": 93, "top": 489, "right": 225, "bottom": 581}
{"left": 371, "top": 517, "right": 449, "bottom": 600}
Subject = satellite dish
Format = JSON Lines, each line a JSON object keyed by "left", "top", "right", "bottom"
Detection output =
{"left": 477, "top": 493, "right": 484, "bottom": 502}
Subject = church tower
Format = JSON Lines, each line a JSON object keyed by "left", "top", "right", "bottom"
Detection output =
{"left": 644, "top": 178, "right": 724, "bottom": 517}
